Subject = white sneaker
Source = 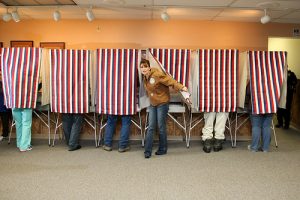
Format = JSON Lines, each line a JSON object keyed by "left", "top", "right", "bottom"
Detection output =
{"left": 19, "top": 146, "right": 33, "bottom": 152}
{"left": 248, "top": 145, "right": 256, "bottom": 152}
{"left": 0, "top": 136, "right": 3, "bottom": 141}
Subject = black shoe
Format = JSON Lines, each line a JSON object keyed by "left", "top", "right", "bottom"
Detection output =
{"left": 283, "top": 125, "right": 289, "bottom": 129}
{"left": 155, "top": 150, "right": 167, "bottom": 155}
{"left": 68, "top": 145, "right": 81, "bottom": 151}
{"left": 213, "top": 139, "right": 223, "bottom": 152}
{"left": 203, "top": 139, "right": 213, "bottom": 153}
{"left": 144, "top": 152, "right": 151, "bottom": 158}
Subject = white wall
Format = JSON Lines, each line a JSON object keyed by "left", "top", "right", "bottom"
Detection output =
{"left": 268, "top": 37, "right": 300, "bottom": 78}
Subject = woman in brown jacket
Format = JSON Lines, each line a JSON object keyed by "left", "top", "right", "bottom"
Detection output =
{"left": 140, "top": 59, "right": 188, "bottom": 158}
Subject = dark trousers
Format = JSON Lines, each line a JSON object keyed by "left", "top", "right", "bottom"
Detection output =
{"left": 277, "top": 91, "right": 294, "bottom": 128}
{"left": 0, "top": 111, "right": 10, "bottom": 137}
{"left": 62, "top": 113, "right": 84, "bottom": 149}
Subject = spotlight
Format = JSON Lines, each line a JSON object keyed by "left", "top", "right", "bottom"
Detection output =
{"left": 11, "top": 10, "right": 20, "bottom": 22}
{"left": 86, "top": 8, "right": 95, "bottom": 22}
{"left": 261, "top": 9, "right": 271, "bottom": 24}
{"left": 161, "top": 11, "right": 170, "bottom": 22}
{"left": 53, "top": 10, "right": 61, "bottom": 21}
{"left": 2, "top": 12, "right": 12, "bottom": 22}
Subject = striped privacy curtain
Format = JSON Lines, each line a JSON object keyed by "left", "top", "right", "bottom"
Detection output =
{"left": 198, "top": 49, "right": 238, "bottom": 112}
{"left": 50, "top": 49, "right": 90, "bottom": 113}
{"left": 149, "top": 48, "right": 190, "bottom": 87}
{"left": 248, "top": 51, "right": 286, "bottom": 114}
{"left": 1, "top": 47, "right": 41, "bottom": 108}
{"left": 95, "top": 49, "right": 138, "bottom": 115}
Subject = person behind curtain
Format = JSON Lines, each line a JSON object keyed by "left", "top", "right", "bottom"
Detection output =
{"left": 0, "top": 72, "right": 10, "bottom": 141}
{"left": 62, "top": 113, "right": 84, "bottom": 151}
{"left": 201, "top": 112, "right": 229, "bottom": 153}
{"left": 140, "top": 59, "right": 188, "bottom": 159}
{"left": 276, "top": 70, "right": 297, "bottom": 129}
{"left": 102, "top": 115, "right": 131, "bottom": 152}
{"left": 245, "top": 82, "right": 272, "bottom": 152}
{"left": 12, "top": 108, "right": 33, "bottom": 151}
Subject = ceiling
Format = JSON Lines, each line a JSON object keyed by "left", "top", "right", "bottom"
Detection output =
{"left": 0, "top": 0, "right": 300, "bottom": 24}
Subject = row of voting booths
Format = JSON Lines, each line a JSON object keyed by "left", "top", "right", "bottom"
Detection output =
{"left": 0, "top": 47, "right": 287, "bottom": 148}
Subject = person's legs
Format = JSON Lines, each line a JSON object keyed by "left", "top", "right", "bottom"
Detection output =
{"left": 12, "top": 108, "right": 23, "bottom": 148}
{"left": 250, "top": 114, "right": 262, "bottom": 152}
{"left": 284, "top": 92, "right": 294, "bottom": 129}
{"left": 213, "top": 112, "right": 228, "bottom": 151}
{"left": 261, "top": 114, "right": 273, "bottom": 152}
{"left": 19, "top": 108, "right": 32, "bottom": 151}
{"left": 202, "top": 112, "right": 216, "bottom": 153}
{"left": 119, "top": 115, "right": 131, "bottom": 150}
{"left": 156, "top": 103, "right": 169, "bottom": 155}
{"left": 276, "top": 108, "right": 284, "bottom": 127}
{"left": 202, "top": 112, "right": 215, "bottom": 140}
{"left": 144, "top": 106, "right": 157, "bottom": 158}
{"left": 104, "top": 115, "right": 118, "bottom": 148}
{"left": 214, "top": 112, "right": 228, "bottom": 140}
{"left": 68, "top": 114, "right": 83, "bottom": 150}
{"left": 0, "top": 111, "right": 10, "bottom": 137}
{"left": 62, "top": 113, "right": 73, "bottom": 145}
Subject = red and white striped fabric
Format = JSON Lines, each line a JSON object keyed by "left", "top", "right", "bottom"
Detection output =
{"left": 248, "top": 51, "right": 286, "bottom": 114}
{"left": 50, "top": 49, "right": 90, "bottom": 113}
{"left": 198, "top": 49, "right": 238, "bottom": 112}
{"left": 95, "top": 49, "right": 138, "bottom": 115}
{"left": 1, "top": 48, "right": 41, "bottom": 109}
{"left": 149, "top": 48, "right": 190, "bottom": 87}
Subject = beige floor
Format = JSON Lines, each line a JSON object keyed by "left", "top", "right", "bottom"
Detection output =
{"left": 0, "top": 127, "right": 300, "bottom": 200}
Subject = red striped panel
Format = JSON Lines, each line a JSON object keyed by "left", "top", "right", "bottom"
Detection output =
{"left": 95, "top": 49, "right": 138, "bottom": 115}
{"left": 1, "top": 48, "right": 41, "bottom": 109}
{"left": 198, "top": 49, "right": 238, "bottom": 112}
{"left": 50, "top": 49, "right": 90, "bottom": 113}
{"left": 149, "top": 48, "right": 190, "bottom": 87}
{"left": 248, "top": 51, "right": 286, "bottom": 114}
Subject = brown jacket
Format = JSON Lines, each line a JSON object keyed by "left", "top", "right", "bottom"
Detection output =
{"left": 143, "top": 68, "right": 185, "bottom": 106}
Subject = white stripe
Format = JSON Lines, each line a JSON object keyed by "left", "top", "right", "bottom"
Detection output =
{"left": 98, "top": 50, "right": 102, "bottom": 113}
{"left": 125, "top": 50, "right": 129, "bottom": 115}
{"left": 211, "top": 50, "right": 215, "bottom": 112}
{"left": 23, "top": 48, "right": 30, "bottom": 107}
{"left": 272, "top": 52, "right": 280, "bottom": 104}
{"left": 183, "top": 50, "right": 187, "bottom": 86}
{"left": 262, "top": 52, "right": 271, "bottom": 113}
{"left": 131, "top": 50, "right": 136, "bottom": 114}
{"left": 267, "top": 52, "right": 276, "bottom": 112}
{"left": 217, "top": 49, "right": 221, "bottom": 112}
{"left": 228, "top": 50, "right": 232, "bottom": 112}
{"left": 201, "top": 50, "right": 205, "bottom": 111}
{"left": 110, "top": 50, "right": 114, "bottom": 114}
{"left": 114, "top": 50, "right": 119, "bottom": 114}
{"left": 233, "top": 50, "right": 237, "bottom": 111}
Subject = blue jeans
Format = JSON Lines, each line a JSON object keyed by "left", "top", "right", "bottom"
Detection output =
{"left": 144, "top": 103, "right": 169, "bottom": 155}
{"left": 250, "top": 114, "right": 273, "bottom": 152}
{"left": 104, "top": 115, "right": 131, "bottom": 148}
{"left": 12, "top": 108, "right": 32, "bottom": 150}
{"left": 62, "top": 113, "right": 84, "bottom": 149}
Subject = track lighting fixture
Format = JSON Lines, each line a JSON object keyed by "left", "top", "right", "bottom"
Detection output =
{"left": 161, "top": 11, "right": 170, "bottom": 22}
{"left": 86, "top": 7, "right": 95, "bottom": 22}
{"left": 2, "top": 9, "right": 12, "bottom": 22}
{"left": 53, "top": 10, "right": 61, "bottom": 21}
{"left": 261, "top": 9, "right": 271, "bottom": 24}
{"left": 11, "top": 9, "right": 20, "bottom": 22}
